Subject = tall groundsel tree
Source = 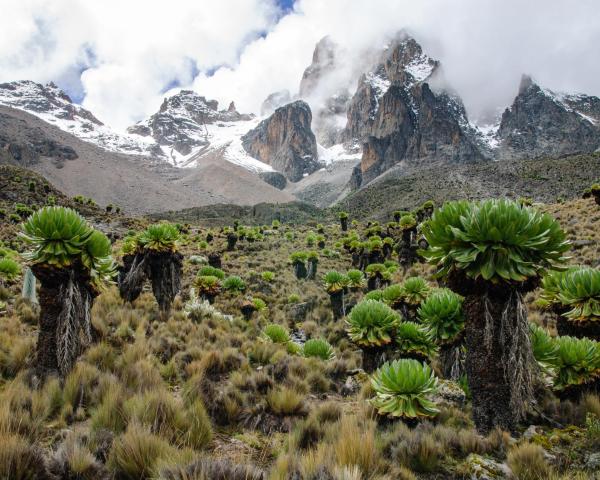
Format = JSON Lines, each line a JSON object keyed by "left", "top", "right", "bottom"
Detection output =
{"left": 420, "top": 199, "right": 570, "bottom": 433}
{"left": 119, "top": 223, "right": 183, "bottom": 312}
{"left": 20, "top": 206, "right": 116, "bottom": 380}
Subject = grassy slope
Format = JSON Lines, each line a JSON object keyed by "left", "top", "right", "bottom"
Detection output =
{"left": 337, "top": 152, "right": 600, "bottom": 221}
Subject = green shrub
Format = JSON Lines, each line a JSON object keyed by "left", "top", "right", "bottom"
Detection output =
{"left": 222, "top": 276, "right": 246, "bottom": 293}
{"left": 262, "top": 324, "right": 290, "bottom": 344}
{"left": 302, "top": 339, "right": 335, "bottom": 360}
{"left": 370, "top": 359, "right": 439, "bottom": 418}
{"left": 197, "top": 266, "right": 225, "bottom": 279}
{"left": 346, "top": 299, "right": 401, "bottom": 347}
{"left": 261, "top": 271, "right": 275, "bottom": 283}
{"left": 539, "top": 266, "right": 600, "bottom": 322}
{"left": 0, "top": 258, "right": 21, "bottom": 282}
{"left": 418, "top": 288, "right": 464, "bottom": 343}
{"left": 420, "top": 199, "right": 570, "bottom": 282}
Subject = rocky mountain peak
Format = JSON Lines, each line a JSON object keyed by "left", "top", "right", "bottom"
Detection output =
{"left": 127, "top": 89, "right": 254, "bottom": 158}
{"left": 382, "top": 34, "right": 439, "bottom": 87}
{"left": 299, "top": 36, "right": 338, "bottom": 98}
{"left": 0, "top": 80, "right": 103, "bottom": 126}
{"left": 242, "top": 100, "right": 320, "bottom": 182}
{"left": 497, "top": 75, "right": 600, "bottom": 159}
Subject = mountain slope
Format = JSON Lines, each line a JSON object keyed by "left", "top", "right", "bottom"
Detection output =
{"left": 0, "top": 105, "right": 293, "bottom": 213}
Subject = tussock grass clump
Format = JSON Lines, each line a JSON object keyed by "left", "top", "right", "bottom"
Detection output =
{"left": 0, "top": 433, "right": 48, "bottom": 480}
{"left": 507, "top": 442, "right": 553, "bottom": 480}
{"left": 266, "top": 387, "right": 305, "bottom": 416}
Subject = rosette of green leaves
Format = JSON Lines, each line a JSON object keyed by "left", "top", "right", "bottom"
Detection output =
{"left": 529, "top": 324, "right": 559, "bottom": 376}
{"left": 302, "top": 339, "right": 335, "bottom": 360}
{"left": 323, "top": 270, "right": 349, "bottom": 294}
{"left": 370, "top": 359, "right": 439, "bottom": 418}
{"left": 418, "top": 288, "right": 464, "bottom": 343}
{"left": 401, "top": 277, "right": 431, "bottom": 305}
{"left": 195, "top": 275, "right": 222, "bottom": 297}
{"left": 346, "top": 299, "right": 401, "bottom": 347}
{"left": 396, "top": 321, "right": 438, "bottom": 359}
{"left": 398, "top": 214, "right": 417, "bottom": 231}
{"left": 553, "top": 336, "right": 600, "bottom": 390}
{"left": 420, "top": 199, "right": 570, "bottom": 283}
{"left": 262, "top": 324, "right": 291, "bottom": 344}
{"left": 20, "top": 206, "right": 93, "bottom": 267}
{"left": 540, "top": 267, "right": 600, "bottom": 322}
{"left": 222, "top": 275, "right": 246, "bottom": 293}
{"left": 137, "top": 223, "right": 180, "bottom": 252}
{"left": 346, "top": 269, "right": 365, "bottom": 289}
{"left": 81, "top": 230, "right": 116, "bottom": 290}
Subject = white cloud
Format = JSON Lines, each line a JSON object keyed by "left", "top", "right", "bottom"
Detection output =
{"left": 1, "top": 0, "right": 599, "bottom": 129}
{"left": 0, "top": 0, "right": 278, "bottom": 129}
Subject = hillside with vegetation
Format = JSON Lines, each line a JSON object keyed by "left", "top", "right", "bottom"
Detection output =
{"left": 0, "top": 168, "right": 599, "bottom": 480}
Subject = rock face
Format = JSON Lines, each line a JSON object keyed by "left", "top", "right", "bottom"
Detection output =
{"left": 242, "top": 101, "right": 319, "bottom": 182}
{"left": 298, "top": 36, "right": 352, "bottom": 147}
{"left": 128, "top": 90, "right": 253, "bottom": 156}
{"left": 346, "top": 35, "right": 483, "bottom": 187}
{"left": 299, "top": 36, "right": 338, "bottom": 98}
{"left": 497, "top": 75, "right": 600, "bottom": 159}
{"left": 0, "top": 110, "right": 78, "bottom": 168}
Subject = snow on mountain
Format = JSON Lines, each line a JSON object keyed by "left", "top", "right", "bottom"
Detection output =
{"left": 0, "top": 80, "right": 160, "bottom": 157}
{"left": 0, "top": 80, "right": 277, "bottom": 175}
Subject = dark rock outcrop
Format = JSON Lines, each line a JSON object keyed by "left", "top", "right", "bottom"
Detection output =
{"left": 259, "top": 171, "right": 288, "bottom": 190}
{"left": 242, "top": 101, "right": 320, "bottom": 182}
{"left": 0, "top": 110, "right": 78, "bottom": 168}
{"left": 497, "top": 75, "right": 600, "bottom": 159}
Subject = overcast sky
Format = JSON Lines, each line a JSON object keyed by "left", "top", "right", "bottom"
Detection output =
{"left": 1, "top": 0, "right": 599, "bottom": 130}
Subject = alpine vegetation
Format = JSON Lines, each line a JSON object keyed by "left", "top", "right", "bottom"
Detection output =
{"left": 20, "top": 206, "right": 116, "bottom": 379}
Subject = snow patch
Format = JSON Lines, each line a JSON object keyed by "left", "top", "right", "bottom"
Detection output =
{"left": 318, "top": 143, "right": 362, "bottom": 165}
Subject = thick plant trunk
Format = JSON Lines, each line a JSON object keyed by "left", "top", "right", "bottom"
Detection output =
{"left": 306, "top": 259, "right": 318, "bottom": 280}
{"left": 147, "top": 251, "right": 183, "bottom": 312}
{"left": 340, "top": 218, "right": 348, "bottom": 231}
{"left": 329, "top": 290, "right": 345, "bottom": 319}
{"left": 367, "top": 274, "right": 382, "bottom": 292}
{"left": 439, "top": 342, "right": 465, "bottom": 380}
{"left": 32, "top": 264, "right": 95, "bottom": 381}
{"left": 556, "top": 314, "right": 600, "bottom": 341}
{"left": 208, "top": 253, "right": 222, "bottom": 269}
{"left": 201, "top": 292, "right": 217, "bottom": 304}
{"left": 458, "top": 280, "right": 536, "bottom": 433}
{"left": 118, "top": 253, "right": 147, "bottom": 303}
{"left": 227, "top": 234, "right": 238, "bottom": 251}
{"left": 361, "top": 345, "right": 395, "bottom": 374}
{"left": 293, "top": 262, "right": 307, "bottom": 280}
{"left": 33, "top": 266, "right": 66, "bottom": 379}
